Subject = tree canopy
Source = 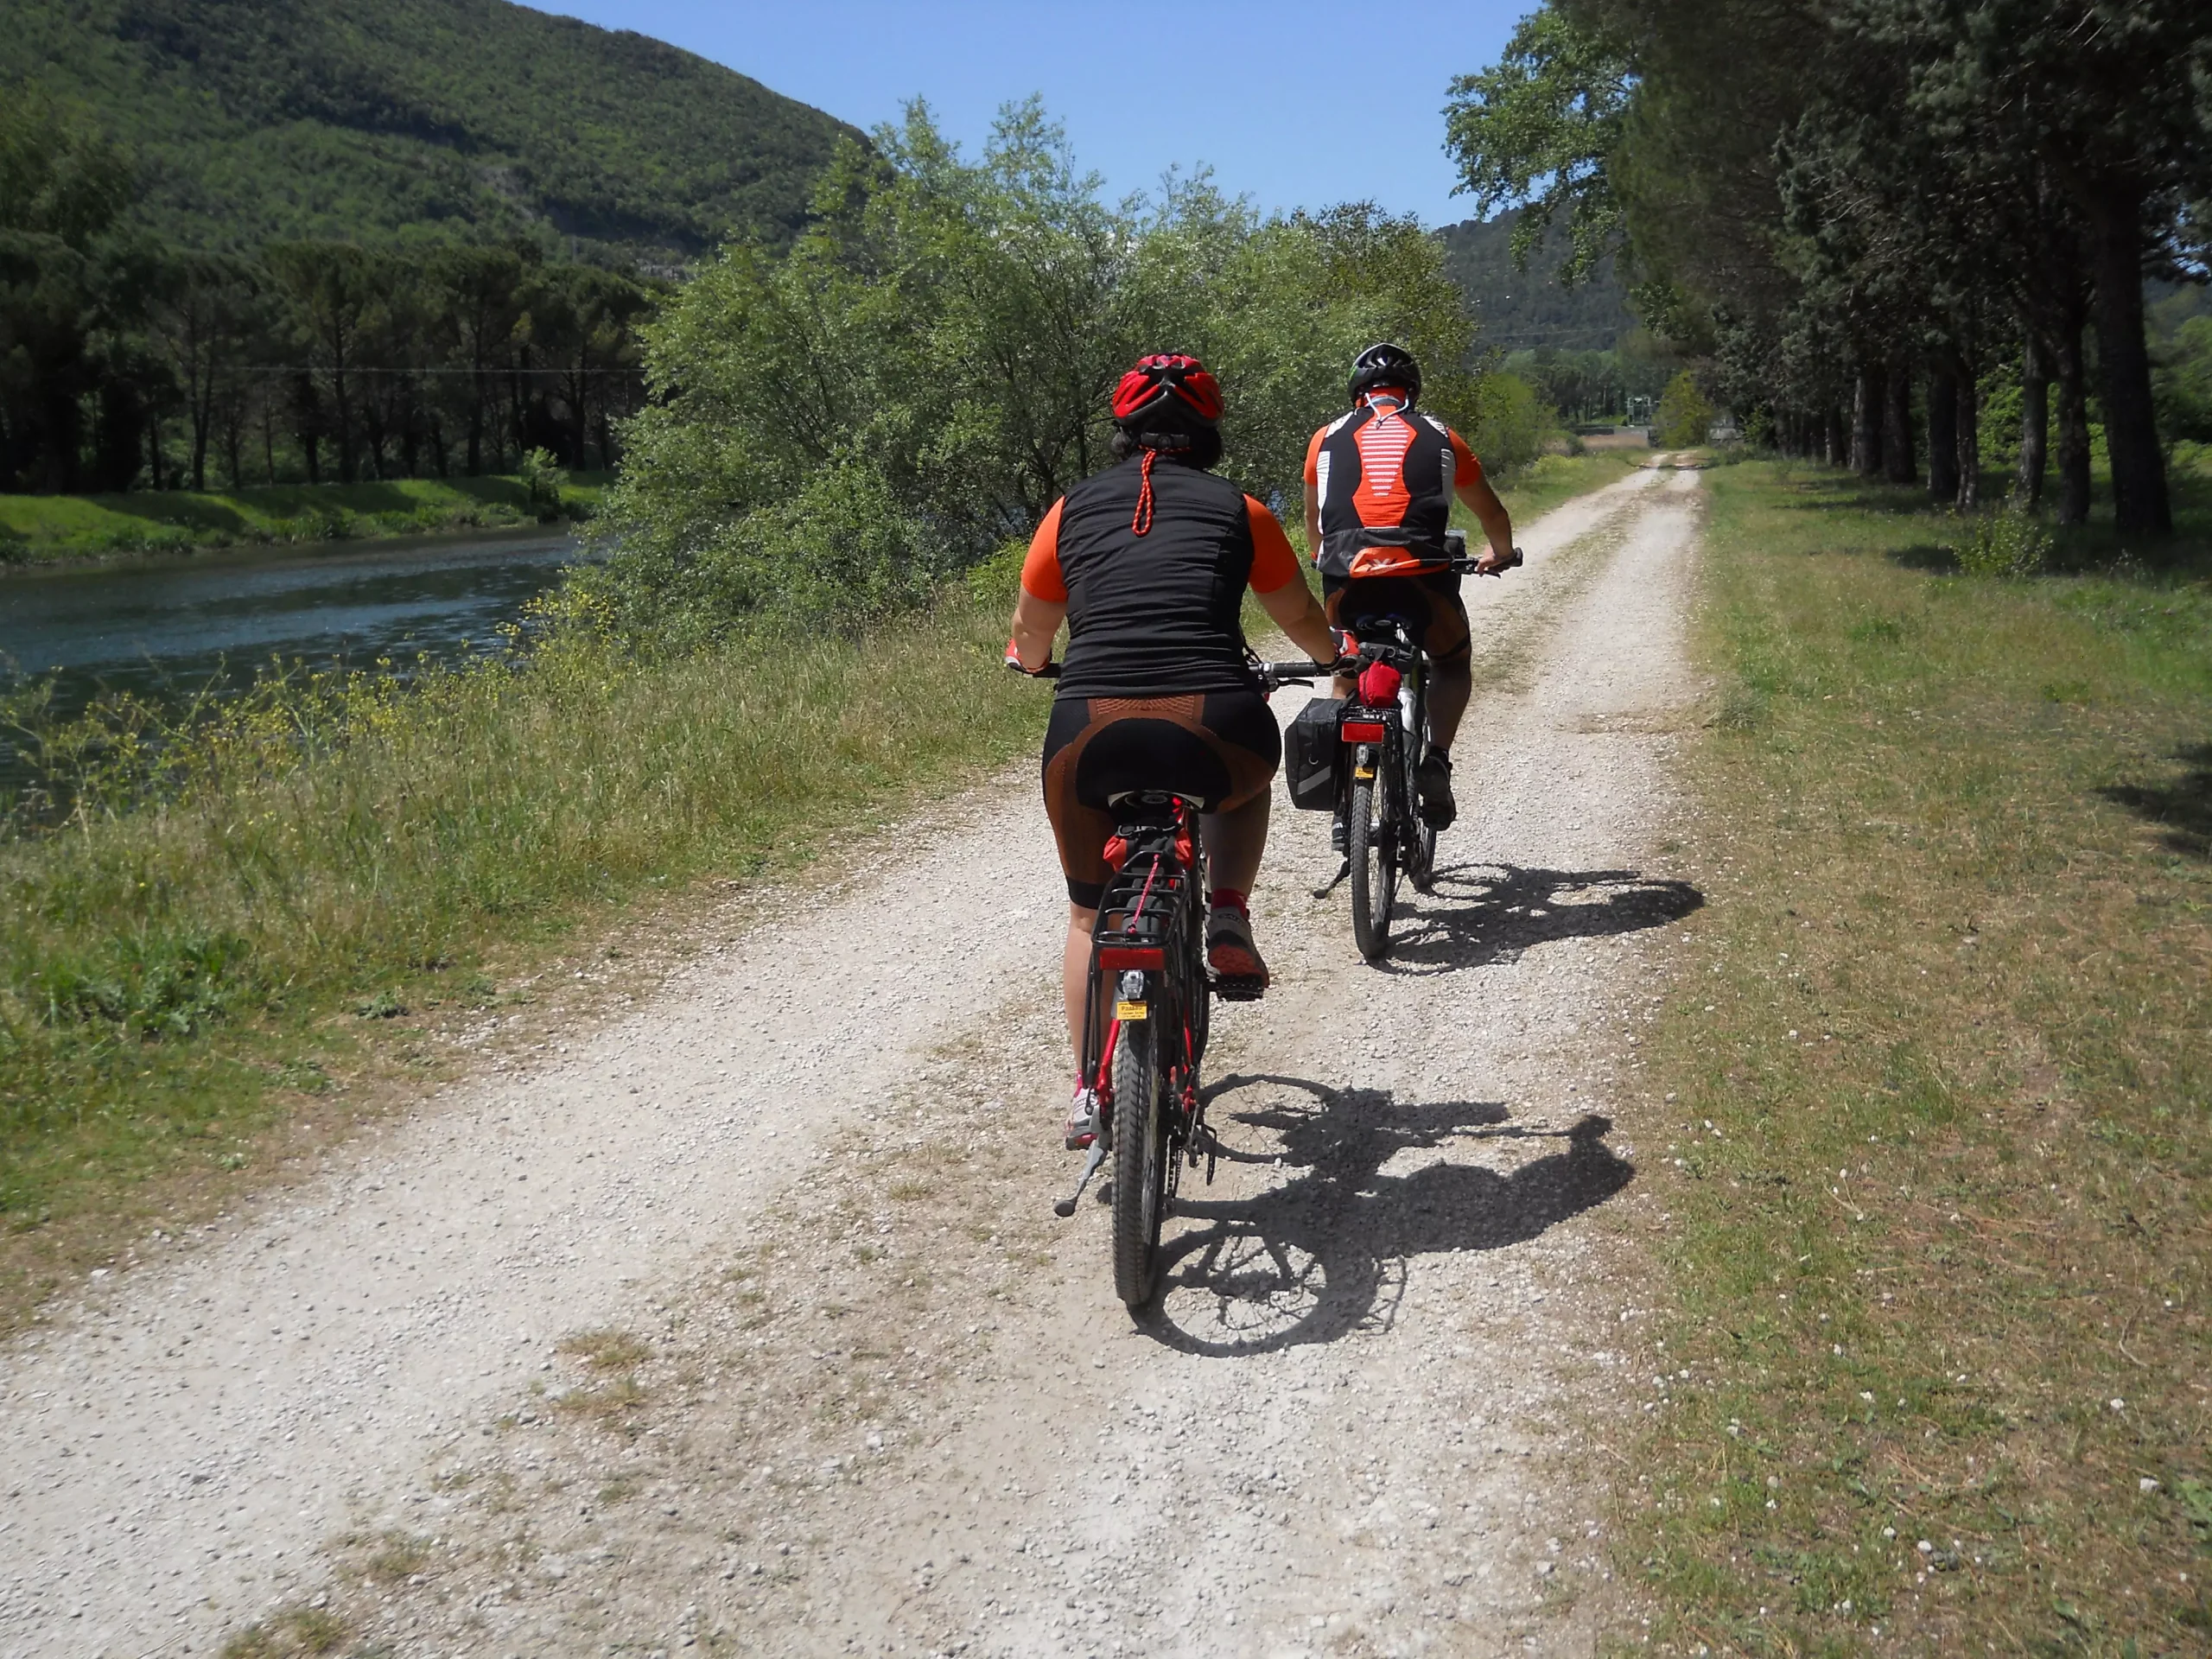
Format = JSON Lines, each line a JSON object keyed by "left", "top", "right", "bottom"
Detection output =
{"left": 590, "top": 105, "right": 1488, "bottom": 639}
{"left": 1446, "top": 0, "right": 2212, "bottom": 534}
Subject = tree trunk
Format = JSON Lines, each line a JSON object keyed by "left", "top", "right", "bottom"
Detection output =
{"left": 1853, "top": 365, "right": 1884, "bottom": 475}
{"left": 1883, "top": 359, "right": 1917, "bottom": 485}
{"left": 2016, "top": 334, "right": 2048, "bottom": 507}
{"left": 2050, "top": 318, "right": 2091, "bottom": 525}
{"left": 1955, "top": 371, "right": 1980, "bottom": 512}
{"left": 2084, "top": 186, "right": 2171, "bottom": 533}
{"left": 1928, "top": 365, "right": 1960, "bottom": 504}
{"left": 1826, "top": 406, "right": 1847, "bottom": 467}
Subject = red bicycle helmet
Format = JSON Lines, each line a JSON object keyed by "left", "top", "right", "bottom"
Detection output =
{"left": 1111, "top": 353, "right": 1223, "bottom": 429}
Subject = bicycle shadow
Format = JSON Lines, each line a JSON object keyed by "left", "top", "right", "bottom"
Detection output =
{"left": 1375, "top": 862, "right": 1703, "bottom": 975}
{"left": 1138, "top": 1072, "right": 1633, "bottom": 1356}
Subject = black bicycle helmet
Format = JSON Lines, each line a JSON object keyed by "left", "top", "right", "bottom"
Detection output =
{"left": 1350, "top": 342, "right": 1422, "bottom": 404}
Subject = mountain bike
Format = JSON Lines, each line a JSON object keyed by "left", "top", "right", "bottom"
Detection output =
{"left": 1326, "top": 534, "right": 1522, "bottom": 961}
{"left": 1049, "top": 664, "right": 1320, "bottom": 1308}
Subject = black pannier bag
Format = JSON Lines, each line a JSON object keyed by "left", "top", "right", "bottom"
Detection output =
{"left": 1283, "top": 695, "right": 1344, "bottom": 810}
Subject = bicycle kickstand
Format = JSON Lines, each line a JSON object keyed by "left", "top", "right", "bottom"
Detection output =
{"left": 1312, "top": 857, "right": 1351, "bottom": 899}
{"left": 1052, "top": 1136, "right": 1109, "bottom": 1218}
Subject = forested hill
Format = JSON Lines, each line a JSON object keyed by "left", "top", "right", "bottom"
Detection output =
{"left": 1, "top": 0, "right": 861, "bottom": 260}
{"left": 1437, "top": 212, "right": 1636, "bottom": 353}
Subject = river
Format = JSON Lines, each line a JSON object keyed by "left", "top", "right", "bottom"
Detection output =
{"left": 1, "top": 527, "right": 591, "bottom": 803}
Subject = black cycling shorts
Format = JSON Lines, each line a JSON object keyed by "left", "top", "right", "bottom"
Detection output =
{"left": 1322, "top": 569, "right": 1471, "bottom": 665}
{"left": 1039, "top": 690, "right": 1281, "bottom": 907}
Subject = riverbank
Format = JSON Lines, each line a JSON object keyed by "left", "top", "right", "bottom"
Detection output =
{"left": 0, "top": 472, "right": 607, "bottom": 568}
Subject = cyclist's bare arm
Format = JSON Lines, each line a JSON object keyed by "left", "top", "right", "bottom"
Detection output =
{"left": 1008, "top": 589, "right": 1065, "bottom": 674}
{"left": 1457, "top": 474, "right": 1516, "bottom": 574}
{"left": 1255, "top": 571, "right": 1338, "bottom": 665}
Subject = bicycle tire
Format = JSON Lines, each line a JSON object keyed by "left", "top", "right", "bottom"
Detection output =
{"left": 1111, "top": 1014, "right": 1171, "bottom": 1306}
{"left": 1407, "top": 685, "right": 1442, "bottom": 889}
{"left": 1348, "top": 772, "right": 1396, "bottom": 961}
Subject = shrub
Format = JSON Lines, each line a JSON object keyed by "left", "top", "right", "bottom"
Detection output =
{"left": 1656, "top": 370, "right": 1714, "bottom": 448}
{"left": 516, "top": 448, "right": 566, "bottom": 521}
{"left": 1956, "top": 510, "right": 2054, "bottom": 578}
{"left": 1469, "top": 371, "right": 1552, "bottom": 476}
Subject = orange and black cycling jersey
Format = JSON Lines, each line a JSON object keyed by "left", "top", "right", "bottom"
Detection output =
{"left": 1022, "top": 452, "right": 1303, "bottom": 699}
{"left": 1303, "top": 398, "right": 1482, "bottom": 580}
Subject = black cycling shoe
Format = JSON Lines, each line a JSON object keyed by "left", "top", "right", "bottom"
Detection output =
{"left": 1414, "top": 747, "right": 1457, "bottom": 830}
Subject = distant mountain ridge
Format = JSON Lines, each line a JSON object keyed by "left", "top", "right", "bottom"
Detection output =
{"left": 1437, "top": 212, "right": 1637, "bottom": 353}
{"left": 2, "top": 0, "right": 863, "bottom": 260}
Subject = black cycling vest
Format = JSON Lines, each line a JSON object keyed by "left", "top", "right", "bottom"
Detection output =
{"left": 1051, "top": 454, "right": 1260, "bottom": 700}
{"left": 1312, "top": 404, "right": 1461, "bottom": 576}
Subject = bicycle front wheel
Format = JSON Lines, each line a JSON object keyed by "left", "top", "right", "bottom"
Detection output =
{"left": 1348, "top": 770, "right": 1397, "bottom": 961}
{"left": 1110, "top": 1014, "right": 1172, "bottom": 1307}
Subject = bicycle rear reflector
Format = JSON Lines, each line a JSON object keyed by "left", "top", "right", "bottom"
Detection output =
{"left": 1340, "top": 721, "right": 1388, "bottom": 742}
{"left": 1096, "top": 945, "right": 1165, "bottom": 969}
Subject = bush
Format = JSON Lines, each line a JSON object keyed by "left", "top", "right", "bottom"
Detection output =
{"left": 1469, "top": 372, "right": 1552, "bottom": 477}
{"left": 1956, "top": 509, "right": 2053, "bottom": 578}
{"left": 1656, "top": 370, "right": 1714, "bottom": 448}
{"left": 516, "top": 448, "right": 566, "bottom": 522}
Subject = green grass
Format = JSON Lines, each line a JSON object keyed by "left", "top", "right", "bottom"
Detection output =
{"left": 1491, "top": 448, "right": 1643, "bottom": 524}
{"left": 0, "top": 473, "right": 607, "bottom": 564}
{"left": 1624, "top": 460, "right": 2212, "bottom": 1653}
{"left": 0, "top": 582, "right": 1044, "bottom": 1319}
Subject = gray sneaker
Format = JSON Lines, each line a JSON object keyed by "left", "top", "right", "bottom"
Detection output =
{"left": 1063, "top": 1084, "right": 1102, "bottom": 1150}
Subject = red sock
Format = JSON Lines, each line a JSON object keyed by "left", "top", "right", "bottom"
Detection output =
{"left": 1209, "top": 888, "right": 1248, "bottom": 912}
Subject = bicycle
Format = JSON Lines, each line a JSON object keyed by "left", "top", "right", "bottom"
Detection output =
{"left": 1043, "top": 663, "right": 1320, "bottom": 1308}
{"left": 1302, "top": 531, "right": 1523, "bottom": 961}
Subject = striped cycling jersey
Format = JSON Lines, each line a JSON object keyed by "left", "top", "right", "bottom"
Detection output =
{"left": 1304, "top": 395, "right": 1482, "bottom": 579}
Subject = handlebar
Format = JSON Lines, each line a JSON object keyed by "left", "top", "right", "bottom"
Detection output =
{"left": 1446, "top": 545, "right": 1524, "bottom": 577}
{"left": 1254, "top": 659, "right": 1335, "bottom": 693}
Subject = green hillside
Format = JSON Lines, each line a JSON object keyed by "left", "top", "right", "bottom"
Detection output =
{"left": 1, "top": 0, "right": 862, "bottom": 260}
{"left": 1438, "top": 210, "right": 1637, "bottom": 353}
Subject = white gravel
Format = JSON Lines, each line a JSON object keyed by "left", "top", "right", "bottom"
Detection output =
{"left": 0, "top": 462, "right": 1705, "bottom": 1658}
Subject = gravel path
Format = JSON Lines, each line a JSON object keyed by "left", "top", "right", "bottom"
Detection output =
{"left": 1, "top": 464, "right": 1705, "bottom": 1659}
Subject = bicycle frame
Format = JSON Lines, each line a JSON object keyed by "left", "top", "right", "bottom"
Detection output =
{"left": 1054, "top": 792, "right": 1214, "bottom": 1224}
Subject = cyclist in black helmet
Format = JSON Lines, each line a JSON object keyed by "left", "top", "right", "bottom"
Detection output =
{"left": 1302, "top": 343, "right": 1517, "bottom": 830}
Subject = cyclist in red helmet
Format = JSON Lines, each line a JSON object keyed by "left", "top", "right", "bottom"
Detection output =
{"left": 1304, "top": 343, "right": 1517, "bottom": 830}
{"left": 1008, "top": 353, "right": 1339, "bottom": 1148}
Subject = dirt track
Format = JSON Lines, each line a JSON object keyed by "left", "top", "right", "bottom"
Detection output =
{"left": 0, "top": 463, "right": 1707, "bottom": 1659}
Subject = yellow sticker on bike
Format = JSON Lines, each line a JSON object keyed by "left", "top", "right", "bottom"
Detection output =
{"left": 1115, "top": 1000, "right": 1148, "bottom": 1021}
{"left": 1354, "top": 766, "right": 1376, "bottom": 780}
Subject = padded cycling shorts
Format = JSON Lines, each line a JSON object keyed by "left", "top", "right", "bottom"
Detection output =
{"left": 1040, "top": 690, "right": 1281, "bottom": 908}
{"left": 1321, "top": 569, "right": 1471, "bottom": 668}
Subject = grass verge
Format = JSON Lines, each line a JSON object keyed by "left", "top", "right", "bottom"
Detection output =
{"left": 0, "top": 582, "right": 1046, "bottom": 1323}
{"left": 1493, "top": 449, "right": 1645, "bottom": 524}
{"left": 1623, "top": 461, "right": 2211, "bottom": 1652}
{"left": 0, "top": 473, "right": 607, "bottom": 565}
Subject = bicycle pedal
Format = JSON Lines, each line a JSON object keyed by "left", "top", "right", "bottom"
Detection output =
{"left": 1212, "top": 974, "right": 1266, "bottom": 1002}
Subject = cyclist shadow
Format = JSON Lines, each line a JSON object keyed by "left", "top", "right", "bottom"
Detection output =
{"left": 1376, "top": 862, "right": 1703, "bottom": 976}
{"left": 1137, "top": 1072, "right": 1633, "bottom": 1357}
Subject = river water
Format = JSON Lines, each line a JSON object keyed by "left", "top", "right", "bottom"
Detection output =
{"left": 1, "top": 527, "right": 590, "bottom": 804}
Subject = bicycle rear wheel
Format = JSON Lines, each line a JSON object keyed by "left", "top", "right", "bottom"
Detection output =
{"left": 1348, "top": 770, "right": 1397, "bottom": 961}
{"left": 1110, "top": 1014, "right": 1172, "bottom": 1306}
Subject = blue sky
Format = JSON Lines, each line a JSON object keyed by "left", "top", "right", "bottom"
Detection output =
{"left": 532, "top": 1, "right": 1529, "bottom": 226}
